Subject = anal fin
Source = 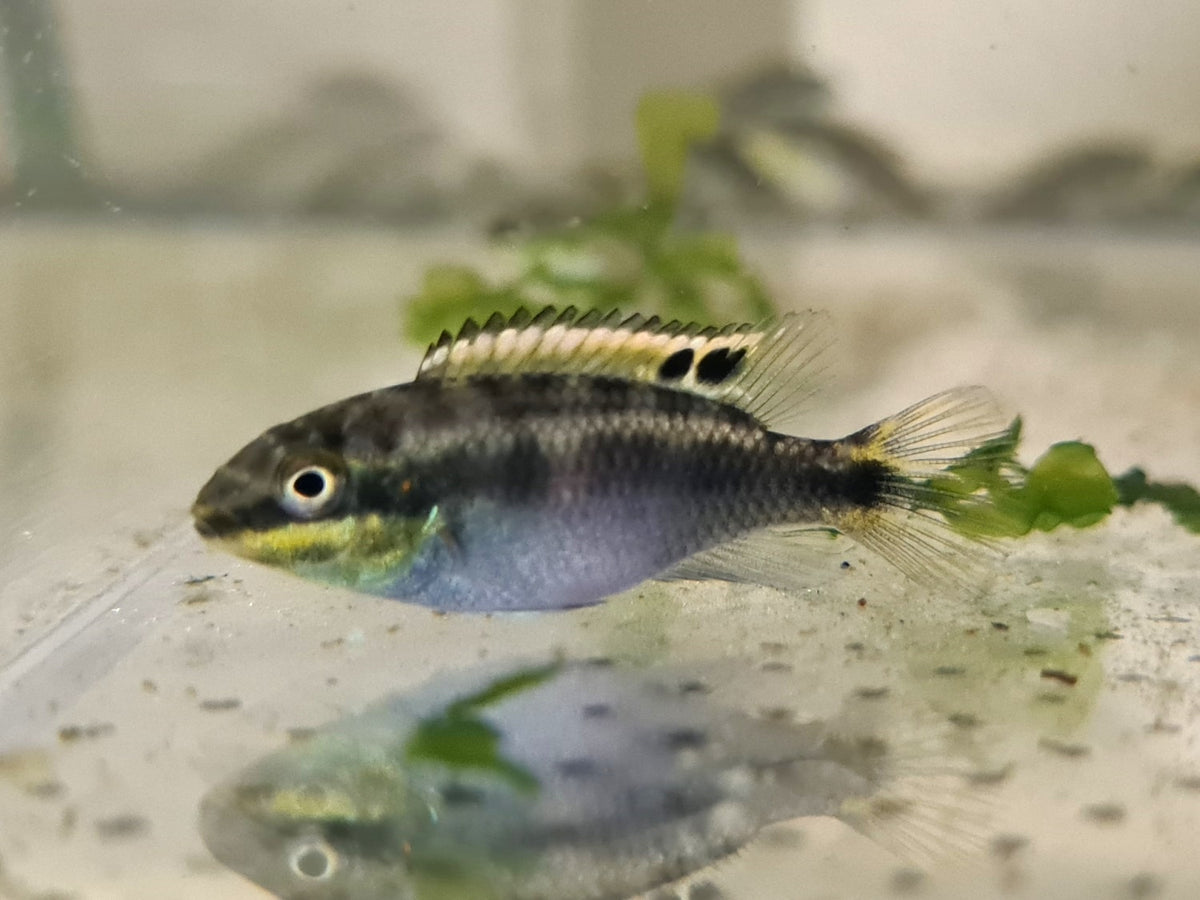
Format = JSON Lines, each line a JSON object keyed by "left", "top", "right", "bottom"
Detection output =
{"left": 657, "top": 526, "right": 856, "bottom": 594}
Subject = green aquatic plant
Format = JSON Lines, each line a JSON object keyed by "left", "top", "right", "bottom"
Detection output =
{"left": 931, "top": 417, "right": 1200, "bottom": 539}
{"left": 932, "top": 417, "right": 1121, "bottom": 538}
{"left": 403, "top": 662, "right": 562, "bottom": 793}
{"left": 403, "top": 92, "right": 775, "bottom": 345}
{"left": 1112, "top": 468, "right": 1200, "bottom": 533}
{"left": 1019, "top": 441, "right": 1120, "bottom": 530}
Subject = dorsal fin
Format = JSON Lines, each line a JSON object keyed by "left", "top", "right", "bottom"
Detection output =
{"left": 416, "top": 306, "right": 832, "bottom": 429}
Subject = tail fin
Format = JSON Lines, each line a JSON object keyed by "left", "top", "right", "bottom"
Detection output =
{"left": 829, "top": 719, "right": 997, "bottom": 864}
{"left": 765, "top": 715, "right": 996, "bottom": 865}
{"left": 834, "top": 386, "right": 1014, "bottom": 588}
{"left": 839, "top": 767, "right": 996, "bottom": 864}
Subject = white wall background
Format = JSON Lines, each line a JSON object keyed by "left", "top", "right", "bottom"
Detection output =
{"left": 804, "top": 0, "right": 1200, "bottom": 185}
{"left": 46, "top": 0, "right": 1200, "bottom": 189}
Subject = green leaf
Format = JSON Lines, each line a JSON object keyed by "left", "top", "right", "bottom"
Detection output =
{"left": 404, "top": 718, "right": 539, "bottom": 794}
{"left": 404, "top": 265, "right": 529, "bottom": 347}
{"left": 951, "top": 417, "right": 1024, "bottom": 478}
{"left": 635, "top": 92, "right": 720, "bottom": 208}
{"left": 406, "top": 717, "right": 502, "bottom": 769}
{"left": 932, "top": 425, "right": 1125, "bottom": 538}
{"left": 399, "top": 90, "right": 779, "bottom": 343}
{"left": 446, "top": 663, "right": 562, "bottom": 717}
{"left": 402, "top": 664, "right": 560, "bottom": 795}
{"left": 1023, "top": 442, "right": 1118, "bottom": 529}
{"left": 1113, "top": 467, "right": 1200, "bottom": 533}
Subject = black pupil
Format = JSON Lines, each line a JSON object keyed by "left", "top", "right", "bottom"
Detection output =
{"left": 293, "top": 470, "right": 327, "bottom": 499}
{"left": 295, "top": 845, "right": 330, "bottom": 878}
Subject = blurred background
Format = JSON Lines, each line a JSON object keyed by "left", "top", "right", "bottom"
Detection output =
{"left": 2, "top": 3, "right": 1200, "bottom": 899}
{"left": 4, "top": 0, "right": 1200, "bottom": 226}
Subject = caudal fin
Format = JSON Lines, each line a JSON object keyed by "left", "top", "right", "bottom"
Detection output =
{"left": 833, "top": 386, "right": 1015, "bottom": 588}
{"left": 830, "top": 717, "right": 997, "bottom": 864}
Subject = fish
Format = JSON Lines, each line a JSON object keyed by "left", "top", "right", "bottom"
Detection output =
{"left": 199, "top": 659, "right": 965, "bottom": 900}
{"left": 192, "top": 307, "right": 1005, "bottom": 610}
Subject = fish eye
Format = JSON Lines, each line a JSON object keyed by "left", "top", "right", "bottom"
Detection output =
{"left": 288, "top": 837, "right": 339, "bottom": 881}
{"left": 279, "top": 463, "right": 341, "bottom": 517}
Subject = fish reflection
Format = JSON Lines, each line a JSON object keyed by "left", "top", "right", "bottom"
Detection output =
{"left": 200, "top": 660, "right": 962, "bottom": 899}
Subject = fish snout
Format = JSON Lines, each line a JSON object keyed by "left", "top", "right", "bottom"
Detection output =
{"left": 191, "top": 503, "right": 219, "bottom": 538}
{"left": 191, "top": 498, "right": 244, "bottom": 539}
{"left": 192, "top": 464, "right": 261, "bottom": 538}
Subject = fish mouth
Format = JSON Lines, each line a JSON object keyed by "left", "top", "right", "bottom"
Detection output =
{"left": 192, "top": 467, "right": 264, "bottom": 539}
{"left": 191, "top": 501, "right": 243, "bottom": 540}
{"left": 192, "top": 505, "right": 217, "bottom": 538}
{"left": 199, "top": 787, "right": 295, "bottom": 894}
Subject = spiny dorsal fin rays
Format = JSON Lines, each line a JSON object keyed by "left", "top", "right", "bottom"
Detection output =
{"left": 418, "top": 306, "right": 752, "bottom": 382}
{"left": 416, "top": 306, "right": 833, "bottom": 430}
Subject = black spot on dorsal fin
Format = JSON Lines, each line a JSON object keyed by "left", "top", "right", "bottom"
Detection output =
{"left": 415, "top": 307, "right": 833, "bottom": 430}
{"left": 695, "top": 346, "right": 747, "bottom": 384}
{"left": 658, "top": 347, "right": 694, "bottom": 381}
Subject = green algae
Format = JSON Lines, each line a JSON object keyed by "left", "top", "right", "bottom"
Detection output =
{"left": 590, "top": 582, "right": 682, "bottom": 666}
{"left": 902, "top": 592, "right": 1112, "bottom": 741}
